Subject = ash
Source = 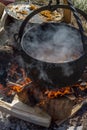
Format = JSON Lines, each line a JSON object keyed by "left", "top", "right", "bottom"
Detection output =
{"left": 0, "top": 108, "right": 87, "bottom": 130}
{"left": 0, "top": 20, "right": 87, "bottom": 130}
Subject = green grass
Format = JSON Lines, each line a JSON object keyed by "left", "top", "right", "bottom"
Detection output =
{"left": 15, "top": 0, "right": 87, "bottom": 13}
{"left": 73, "top": 0, "right": 87, "bottom": 13}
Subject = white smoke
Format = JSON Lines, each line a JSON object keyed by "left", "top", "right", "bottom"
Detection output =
{"left": 5, "top": 21, "right": 84, "bottom": 80}
{"left": 26, "top": 61, "right": 53, "bottom": 83}
{"left": 22, "top": 23, "right": 84, "bottom": 63}
{"left": 22, "top": 23, "right": 84, "bottom": 77}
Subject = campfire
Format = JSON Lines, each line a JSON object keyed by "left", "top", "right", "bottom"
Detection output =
{"left": 1, "top": 57, "right": 87, "bottom": 97}
{"left": 0, "top": 51, "right": 87, "bottom": 123}
{"left": 0, "top": 0, "right": 87, "bottom": 129}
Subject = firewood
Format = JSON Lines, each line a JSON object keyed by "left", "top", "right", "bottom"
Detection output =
{"left": 56, "top": 97, "right": 87, "bottom": 126}
{"left": 0, "top": 95, "right": 51, "bottom": 127}
{"left": 38, "top": 97, "right": 74, "bottom": 121}
{"left": 17, "top": 84, "right": 87, "bottom": 122}
{"left": 7, "top": 81, "right": 23, "bottom": 88}
{"left": 0, "top": 45, "right": 13, "bottom": 53}
{"left": 17, "top": 83, "right": 44, "bottom": 106}
{"left": 17, "top": 83, "right": 74, "bottom": 121}
{"left": 17, "top": 86, "right": 33, "bottom": 105}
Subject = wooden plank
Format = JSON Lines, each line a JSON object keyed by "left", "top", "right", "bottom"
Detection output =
{"left": 63, "top": 0, "right": 71, "bottom": 23}
{"left": 0, "top": 95, "right": 51, "bottom": 127}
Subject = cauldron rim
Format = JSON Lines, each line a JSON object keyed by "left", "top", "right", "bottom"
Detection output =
{"left": 21, "top": 22, "right": 85, "bottom": 64}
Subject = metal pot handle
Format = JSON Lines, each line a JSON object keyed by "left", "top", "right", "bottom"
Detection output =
{"left": 14, "top": 1, "right": 84, "bottom": 43}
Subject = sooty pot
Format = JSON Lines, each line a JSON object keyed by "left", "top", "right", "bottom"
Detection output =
{"left": 14, "top": 1, "right": 87, "bottom": 88}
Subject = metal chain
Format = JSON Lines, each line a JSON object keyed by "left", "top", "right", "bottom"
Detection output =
{"left": 67, "top": 0, "right": 84, "bottom": 33}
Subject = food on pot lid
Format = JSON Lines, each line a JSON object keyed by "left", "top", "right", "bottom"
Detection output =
{"left": 6, "top": 3, "right": 62, "bottom": 21}
{"left": 40, "top": 10, "right": 62, "bottom": 21}
{"left": 7, "top": 4, "right": 31, "bottom": 20}
{"left": 29, "top": 4, "right": 37, "bottom": 10}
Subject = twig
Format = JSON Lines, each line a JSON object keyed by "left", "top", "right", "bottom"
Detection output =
{"left": 7, "top": 81, "right": 23, "bottom": 88}
{"left": 7, "top": 81, "right": 32, "bottom": 90}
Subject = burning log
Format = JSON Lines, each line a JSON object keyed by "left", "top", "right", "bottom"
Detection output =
{"left": 0, "top": 44, "right": 87, "bottom": 123}
{"left": 16, "top": 83, "right": 74, "bottom": 121}
{"left": 38, "top": 97, "right": 74, "bottom": 121}
{"left": 17, "top": 83, "right": 44, "bottom": 106}
{"left": 16, "top": 80, "right": 87, "bottom": 122}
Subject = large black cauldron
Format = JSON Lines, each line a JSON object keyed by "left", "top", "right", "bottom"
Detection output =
{"left": 14, "top": 1, "right": 87, "bottom": 88}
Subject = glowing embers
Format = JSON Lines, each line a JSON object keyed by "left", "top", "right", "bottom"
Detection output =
{"left": 44, "top": 83, "right": 87, "bottom": 99}
{"left": 0, "top": 58, "right": 31, "bottom": 96}
{"left": 8, "top": 77, "right": 31, "bottom": 93}
{"left": 7, "top": 61, "right": 32, "bottom": 93}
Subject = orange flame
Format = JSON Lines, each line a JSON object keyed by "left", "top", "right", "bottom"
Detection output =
{"left": 10, "top": 85, "right": 23, "bottom": 93}
{"left": 44, "top": 83, "right": 87, "bottom": 99}
{"left": 74, "top": 83, "right": 87, "bottom": 91}
{"left": 20, "top": 77, "right": 31, "bottom": 86}
{"left": 45, "top": 87, "right": 72, "bottom": 98}
{"left": 1, "top": 61, "right": 87, "bottom": 98}
{"left": 9, "top": 77, "right": 32, "bottom": 93}
{"left": 6, "top": 63, "right": 32, "bottom": 94}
